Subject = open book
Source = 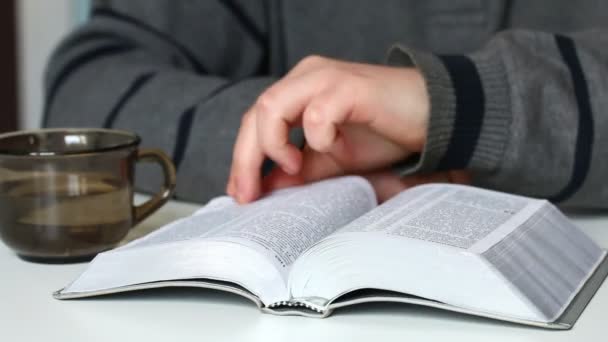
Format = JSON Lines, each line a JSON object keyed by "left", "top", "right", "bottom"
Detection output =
{"left": 55, "top": 177, "right": 608, "bottom": 329}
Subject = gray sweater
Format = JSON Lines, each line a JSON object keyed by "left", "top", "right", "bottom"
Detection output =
{"left": 45, "top": 0, "right": 608, "bottom": 208}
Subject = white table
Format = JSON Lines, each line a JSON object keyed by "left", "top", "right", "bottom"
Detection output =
{"left": 1, "top": 199, "right": 607, "bottom": 342}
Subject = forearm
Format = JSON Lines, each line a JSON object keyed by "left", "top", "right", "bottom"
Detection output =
{"left": 390, "top": 29, "right": 608, "bottom": 208}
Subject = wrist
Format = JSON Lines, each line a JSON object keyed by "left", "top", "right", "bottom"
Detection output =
{"left": 388, "top": 66, "right": 430, "bottom": 152}
{"left": 405, "top": 67, "right": 430, "bottom": 151}
{"left": 387, "top": 44, "right": 510, "bottom": 177}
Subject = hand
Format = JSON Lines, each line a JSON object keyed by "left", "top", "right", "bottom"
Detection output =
{"left": 227, "top": 55, "right": 465, "bottom": 203}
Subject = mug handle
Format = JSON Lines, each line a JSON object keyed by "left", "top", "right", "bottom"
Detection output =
{"left": 132, "top": 148, "right": 177, "bottom": 225}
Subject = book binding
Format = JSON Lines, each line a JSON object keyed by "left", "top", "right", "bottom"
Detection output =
{"left": 54, "top": 251, "right": 608, "bottom": 329}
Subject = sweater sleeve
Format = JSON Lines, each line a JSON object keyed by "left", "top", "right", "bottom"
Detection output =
{"left": 44, "top": 0, "right": 278, "bottom": 204}
{"left": 388, "top": 29, "right": 608, "bottom": 209}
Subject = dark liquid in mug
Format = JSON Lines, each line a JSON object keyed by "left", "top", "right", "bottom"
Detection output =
{"left": 0, "top": 176, "right": 132, "bottom": 261}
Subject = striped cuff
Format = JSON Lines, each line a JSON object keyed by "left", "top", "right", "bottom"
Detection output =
{"left": 387, "top": 45, "right": 511, "bottom": 176}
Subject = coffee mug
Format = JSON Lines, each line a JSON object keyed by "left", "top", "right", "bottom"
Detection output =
{"left": 0, "top": 128, "right": 176, "bottom": 262}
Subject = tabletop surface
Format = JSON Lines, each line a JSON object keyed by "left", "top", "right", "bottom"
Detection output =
{"left": 1, "top": 197, "right": 607, "bottom": 342}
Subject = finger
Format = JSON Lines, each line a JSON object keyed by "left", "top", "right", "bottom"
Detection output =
{"left": 447, "top": 170, "right": 472, "bottom": 184}
{"left": 299, "top": 145, "right": 344, "bottom": 181}
{"left": 363, "top": 171, "right": 410, "bottom": 203}
{"left": 261, "top": 167, "right": 304, "bottom": 192}
{"left": 226, "top": 173, "right": 236, "bottom": 197}
{"left": 301, "top": 84, "right": 361, "bottom": 153}
{"left": 262, "top": 145, "right": 344, "bottom": 192}
{"left": 228, "top": 109, "right": 265, "bottom": 203}
{"left": 365, "top": 170, "right": 455, "bottom": 203}
{"left": 255, "top": 71, "right": 334, "bottom": 174}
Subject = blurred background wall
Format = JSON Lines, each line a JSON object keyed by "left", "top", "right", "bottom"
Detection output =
{"left": 15, "top": 0, "right": 90, "bottom": 131}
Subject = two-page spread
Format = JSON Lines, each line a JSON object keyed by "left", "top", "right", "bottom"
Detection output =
{"left": 55, "top": 176, "right": 608, "bottom": 329}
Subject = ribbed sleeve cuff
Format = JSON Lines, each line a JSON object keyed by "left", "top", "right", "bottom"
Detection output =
{"left": 386, "top": 44, "right": 512, "bottom": 176}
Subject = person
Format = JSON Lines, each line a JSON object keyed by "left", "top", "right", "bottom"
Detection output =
{"left": 45, "top": 1, "right": 608, "bottom": 208}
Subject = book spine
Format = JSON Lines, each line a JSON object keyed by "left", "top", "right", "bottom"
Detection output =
{"left": 268, "top": 300, "right": 325, "bottom": 313}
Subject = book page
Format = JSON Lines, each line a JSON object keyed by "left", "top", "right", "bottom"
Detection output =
{"left": 122, "top": 176, "right": 376, "bottom": 274}
{"left": 338, "top": 183, "right": 540, "bottom": 250}
{"left": 291, "top": 183, "right": 604, "bottom": 323}
{"left": 288, "top": 183, "right": 549, "bottom": 319}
